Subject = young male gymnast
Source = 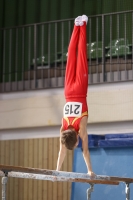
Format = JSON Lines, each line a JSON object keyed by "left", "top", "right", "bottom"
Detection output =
{"left": 56, "top": 15, "right": 95, "bottom": 177}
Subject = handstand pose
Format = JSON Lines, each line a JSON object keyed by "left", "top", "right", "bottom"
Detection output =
{"left": 56, "top": 15, "right": 95, "bottom": 177}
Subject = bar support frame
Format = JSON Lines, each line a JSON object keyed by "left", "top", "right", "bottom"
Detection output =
{"left": 87, "top": 183, "right": 94, "bottom": 200}
{"left": 125, "top": 183, "right": 130, "bottom": 200}
{"left": 2, "top": 176, "right": 8, "bottom": 200}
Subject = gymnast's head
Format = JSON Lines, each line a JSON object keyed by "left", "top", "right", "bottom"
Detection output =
{"left": 61, "top": 129, "right": 79, "bottom": 150}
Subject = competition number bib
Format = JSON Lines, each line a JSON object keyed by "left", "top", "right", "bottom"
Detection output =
{"left": 63, "top": 102, "right": 82, "bottom": 117}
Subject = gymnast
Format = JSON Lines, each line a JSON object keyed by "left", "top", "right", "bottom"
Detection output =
{"left": 56, "top": 15, "right": 95, "bottom": 177}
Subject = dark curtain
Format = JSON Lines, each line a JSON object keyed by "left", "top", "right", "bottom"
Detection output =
{"left": 0, "top": 0, "right": 133, "bottom": 83}
{"left": 0, "top": 0, "right": 133, "bottom": 28}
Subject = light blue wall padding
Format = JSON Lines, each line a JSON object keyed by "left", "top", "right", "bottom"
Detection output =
{"left": 71, "top": 147, "right": 133, "bottom": 200}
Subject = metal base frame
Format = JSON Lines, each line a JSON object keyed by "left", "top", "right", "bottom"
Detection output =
{"left": 86, "top": 183, "right": 130, "bottom": 200}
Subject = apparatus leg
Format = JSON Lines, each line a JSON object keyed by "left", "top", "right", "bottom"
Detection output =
{"left": 125, "top": 183, "right": 130, "bottom": 200}
{"left": 2, "top": 177, "right": 8, "bottom": 200}
{"left": 87, "top": 184, "right": 94, "bottom": 200}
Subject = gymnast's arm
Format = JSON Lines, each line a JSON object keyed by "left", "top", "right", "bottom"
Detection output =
{"left": 56, "top": 126, "right": 67, "bottom": 171}
{"left": 79, "top": 117, "right": 96, "bottom": 177}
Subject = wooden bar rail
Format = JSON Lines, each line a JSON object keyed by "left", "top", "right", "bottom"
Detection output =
{"left": 0, "top": 164, "right": 132, "bottom": 200}
{"left": 0, "top": 164, "right": 133, "bottom": 184}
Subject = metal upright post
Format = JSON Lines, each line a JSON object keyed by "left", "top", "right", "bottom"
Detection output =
{"left": 2, "top": 176, "right": 8, "bottom": 200}
{"left": 125, "top": 183, "right": 130, "bottom": 200}
{"left": 102, "top": 14, "right": 105, "bottom": 83}
{"left": 34, "top": 24, "right": 37, "bottom": 89}
{"left": 87, "top": 184, "right": 94, "bottom": 200}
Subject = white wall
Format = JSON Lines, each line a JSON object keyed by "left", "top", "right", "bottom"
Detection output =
{"left": 0, "top": 81, "right": 133, "bottom": 139}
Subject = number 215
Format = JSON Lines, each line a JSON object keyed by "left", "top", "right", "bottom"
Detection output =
{"left": 65, "top": 104, "right": 80, "bottom": 115}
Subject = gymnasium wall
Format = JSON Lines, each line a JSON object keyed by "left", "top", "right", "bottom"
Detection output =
{"left": 0, "top": 137, "right": 73, "bottom": 200}
{"left": 0, "top": 82, "right": 133, "bottom": 130}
